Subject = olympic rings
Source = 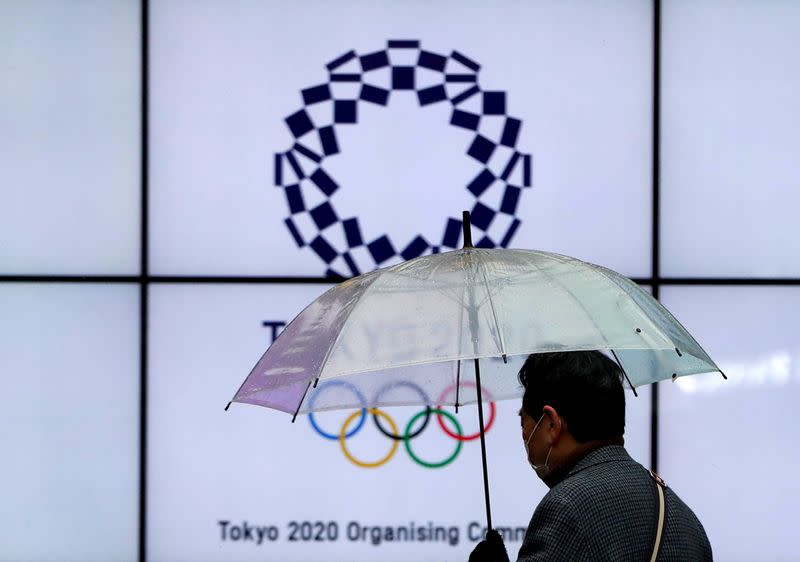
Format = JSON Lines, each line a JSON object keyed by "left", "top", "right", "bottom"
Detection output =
{"left": 404, "top": 409, "right": 463, "bottom": 469}
{"left": 307, "top": 379, "right": 497, "bottom": 469}
{"left": 308, "top": 380, "right": 367, "bottom": 440}
{"left": 339, "top": 408, "right": 399, "bottom": 468}
{"left": 436, "top": 382, "right": 496, "bottom": 441}
{"left": 371, "top": 381, "right": 431, "bottom": 441}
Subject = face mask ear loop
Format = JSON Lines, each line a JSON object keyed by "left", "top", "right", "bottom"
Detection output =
{"left": 541, "top": 446, "right": 552, "bottom": 471}
{"left": 525, "top": 412, "right": 553, "bottom": 476}
{"left": 526, "top": 413, "right": 551, "bottom": 472}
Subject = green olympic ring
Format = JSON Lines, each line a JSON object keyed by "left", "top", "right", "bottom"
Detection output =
{"left": 403, "top": 408, "right": 463, "bottom": 469}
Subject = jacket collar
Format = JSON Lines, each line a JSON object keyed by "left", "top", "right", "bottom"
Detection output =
{"left": 566, "top": 444, "right": 632, "bottom": 477}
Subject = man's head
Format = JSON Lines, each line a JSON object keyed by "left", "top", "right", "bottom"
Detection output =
{"left": 517, "top": 350, "right": 626, "bottom": 486}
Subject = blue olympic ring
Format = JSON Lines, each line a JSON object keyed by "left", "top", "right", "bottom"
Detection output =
{"left": 308, "top": 380, "right": 367, "bottom": 440}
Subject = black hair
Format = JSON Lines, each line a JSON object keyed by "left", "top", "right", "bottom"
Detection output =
{"left": 518, "top": 350, "right": 625, "bottom": 442}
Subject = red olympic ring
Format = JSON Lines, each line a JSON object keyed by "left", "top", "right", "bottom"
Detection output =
{"left": 435, "top": 381, "right": 496, "bottom": 441}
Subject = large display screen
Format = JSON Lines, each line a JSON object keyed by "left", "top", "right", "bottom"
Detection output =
{"left": 659, "top": 286, "right": 800, "bottom": 562}
{"left": 0, "top": 284, "right": 139, "bottom": 561}
{"left": 148, "top": 0, "right": 653, "bottom": 278}
{"left": 661, "top": 0, "right": 800, "bottom": 277}
{"left": 0, "top": 0, "right": 140, "bottom": 275}
{"left": 146, "top": 283, "right": 650, "bottom": 561}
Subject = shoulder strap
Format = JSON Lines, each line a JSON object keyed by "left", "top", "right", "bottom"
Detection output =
{"left": 648, "top": 470, "right": 667, "bottom": 562}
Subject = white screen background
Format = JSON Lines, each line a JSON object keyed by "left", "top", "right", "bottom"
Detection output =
{"left": 0, "top": 0, "right": 140, "bottom": 275}
{"left": 3, "top": 0, "right": 798, "bottom": 560}
{"left": 0, "top": 284, "right": 140, "bottom": 561}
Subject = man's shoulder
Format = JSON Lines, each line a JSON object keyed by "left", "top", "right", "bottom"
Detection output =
{"left": 533, "top": 445, "right": 659, "bottom": 535}
{"left": 524, "top": 446, "right": 712, "bottom": 561}
{"left": 521, "top": 449, "right": 652, "bottom": 562}
{"left": 548, "top": 446, "right": 649, "bottom": 500}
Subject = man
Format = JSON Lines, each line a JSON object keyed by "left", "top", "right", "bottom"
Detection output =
{"left": 469, "top": 351, "right": 712, "bottom": 561}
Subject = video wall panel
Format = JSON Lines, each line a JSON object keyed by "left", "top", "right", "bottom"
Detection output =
{"left": 0, "top": 283, "right": 140, "bottom": 561}
{"left": 146, "top": 283, "right": 650, "bottom": 561}
{"left": 661, "top": 0, "right": 800, "bottom": 277}
{"left": 9, "top": 1, "right": 800, "bottom": 560}
{"left": 659, "top": 286, "right": 800, "bottom": 562}
{"left": 148, "top": 0, "right": 653, "bottom": 278}
{"left": 0, "top": 0, "right": 141, "bottom": 275}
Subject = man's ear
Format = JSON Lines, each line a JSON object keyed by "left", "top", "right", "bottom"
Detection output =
{"left": 542, "top": 405, "right": 563, "bottom": 442}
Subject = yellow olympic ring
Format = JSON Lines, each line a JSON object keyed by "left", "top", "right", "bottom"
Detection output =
{"left": 339, "top": 408, "right": 399, "bottom": 468}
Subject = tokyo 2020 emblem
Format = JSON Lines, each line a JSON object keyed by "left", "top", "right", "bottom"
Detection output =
{"left": 274, "top": 40, "right": 532, "bottom": 278}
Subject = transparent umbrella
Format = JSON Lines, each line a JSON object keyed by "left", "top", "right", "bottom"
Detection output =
{"left": 226, "top": 211, "right": 724, "bottom": 530}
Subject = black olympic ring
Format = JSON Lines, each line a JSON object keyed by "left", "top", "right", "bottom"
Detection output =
{"left": 371, "top": 381, "right": 432, "bottom": 441}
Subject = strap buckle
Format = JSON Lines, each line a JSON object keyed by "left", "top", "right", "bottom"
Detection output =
{"left": 648, "top": 469, "right": 666, "bottom": 488}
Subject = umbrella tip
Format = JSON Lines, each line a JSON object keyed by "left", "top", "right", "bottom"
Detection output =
{"left": 720, "top": 370, "right": 728, "bottom": 380}
{"left": 502, "top": 354, "right": 508, "bottom": 364}
{"left": 461, "top": 210, "right": 473, "bottom": 248}
{"left": 224, "top": 401, "right": 231, "bottom": 412}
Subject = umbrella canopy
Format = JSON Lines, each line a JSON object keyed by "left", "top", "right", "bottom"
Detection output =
{"left": 229, "top": 247, "right": 722, "bottom": 417}
{"left": 228, "top": 212, "right": 724, "bottom": 532}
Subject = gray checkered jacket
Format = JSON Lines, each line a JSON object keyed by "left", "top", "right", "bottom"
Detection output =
{"left": 517, "top": 445, "right": 712, "bottom": 561}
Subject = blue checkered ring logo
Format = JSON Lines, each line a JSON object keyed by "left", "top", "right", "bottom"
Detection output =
{"left": 274, "top": 40, "right": 532, "bottom": 277}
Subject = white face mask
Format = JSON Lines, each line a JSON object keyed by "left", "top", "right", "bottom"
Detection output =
{"left": 523, "top": 413, "right": 552, "bottom": 475}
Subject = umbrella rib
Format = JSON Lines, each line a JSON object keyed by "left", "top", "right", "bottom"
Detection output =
{"left": 590, "top": 264, "right": 679, "bottom": 347}
{"left": 529, "top": 257, "right": 614, "bottom": 349}
{"left": 311, "top": 272, "right": 384, "bottom": 387}
{"left": 593, "top": 265, "right": 724, "bottom": 377}
{"left": 474, "top": 252, "right": 508, "bottom": 360}
{"left": 290, "top": 271, "right": 383, "bottom": 418}
{"left": 455, "top": 271, "right": 467, "bottom": 413}
{"left": 455, "top": 359, "right": 461, "bottom": 413}
{"left": 291, "top": 379, "right": 314, "bottom": 422}
{"left": 587, "top": 266, "right": 724, "bottom": 382}
{"left": 377, "top": 252, "right": 499, "bottom": 315}
{"left": 232, "top": 281, "right": 351, "bottom": 406}
{"left": 610, "top": 348, "right": 638, "bottom": 397}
